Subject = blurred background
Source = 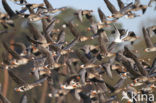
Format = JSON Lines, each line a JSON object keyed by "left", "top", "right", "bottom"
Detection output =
{"left": 0, "top": 0, "right": 156, "bottom": 103}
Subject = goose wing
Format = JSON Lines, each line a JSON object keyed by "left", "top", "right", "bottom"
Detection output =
{"left": 98, "top": 8, "right": 107, "bottom": 22}
{"left": 44, "top": 0, "right": 53, "bottom": 10}
{"left": 142, "top": 27, "right": 154, "bottom": 48}
{"left": 103, "top": 0, "right": 118, "bottom": 14}
{"left": 98, "top": 29, "right": 108, "bottom": 55}
{"left": 2, "top": 0, "right": 16, "bottom": 18}
{"left": 117, "top": 0, "right": 124, "bottom": 10}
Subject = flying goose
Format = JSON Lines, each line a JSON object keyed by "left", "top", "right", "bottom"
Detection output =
{"left": 142, "top": 27, "right": 156, "bottom": 52}
{"left": 128, "top": 0, "right": 148, "bottom": 14}
{"left": 123, "top": 46, "right": 148, "bottom": 76}
{"left": 98, "top": 29, "right": 115, "bottom": 57}
{"left": 115, "top": 52, "right": 142, "bottom": 78}
{"left": 37, "top": 46, "right": 55, "bottom": 68}
{"left": 2, "top": 41, "right": 31, "bottom": 66}
{"left": 123, "top": 31, "right": 140, "bottom": 44}
{"left": 61, "top": 80, "right": 81, "bottom": 90}
{"left": 28, "top": 22, "right": 47, "bottom": 46}
{"left": 103, "top": 0, "right": 133, "bottom": 18}
{"left": 43, "top": 0, "right": 66, "bottom": 13}
{"left": 15, "top": 77, "right": 47, "bottom": 92}
{"left": 117, "top": 0, "right": 140, "bottom": 18}
{"left": 21, "top": 14, "right": 48, "bottom": 21}
{"left": 74, "top": 10, "right": 93, "bottom": 22}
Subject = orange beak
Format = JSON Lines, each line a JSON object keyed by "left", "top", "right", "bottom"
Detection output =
{"left": 61, "top": 85, "right": 64, "bottom": 89}
{"left": 134, "top": 80, "right": 137, "bottom": 83}
{"left": 15, "top": 88, "right": 21, "bottom": 92}
{"left": 87, "top": 27, "right": 91, "bottom": 31}
{"left": 128, "top": 101, "right": 132, "bottom": 103}
{"left": 11, "top": 61, "right": 16, "bottom": 65}
{"left": 76, "top": 76, "right": 81, "bottom": 80}
{"left": 72, "top": 84, "right": 77, "bottom": 88}
{"left": 122, "top": 73, "right": 127, "bottom": 77}
{"left": 32, "top": 68, "right": 36, "bottom": 71}
{"left": 91, "top": 91, "right": 97, "bottom": 95}
{"left": 32, "top": 46, "right": 37, "bottom": 51}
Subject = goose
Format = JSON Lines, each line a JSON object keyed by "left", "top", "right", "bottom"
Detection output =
{"left": 117, "top": 0, "right": 140, "bottom": 18}
{"left": 103, "top": 0, "right": 133, "bottom": 19}
{"left": 61, "top": 79, "right": 81, "bottom": 90}
{"left": 98, "top": 29, "right": 115, "bottom": 57}
{"left": 15, "top": 77, "right": 47, "bottom": 92}
{"left": 43, "top": 0, "right": 66, "bottom": 14}
{"left": 128, "top": 0, "right": 148, "bottom": 14}
{"left": 115, "top": 52, "right": 142, "bottom": 78}
{"left": 75, "top": 10, "right": 93, "bottom": 22}
{"left": 124, "top": 46, "right": 148, "bottom": 76}
{"left": 2, "top": 41, "right": 32, "bottom": 66}
{"left": 27, "top": 22, "right": 49, "bottom": 48}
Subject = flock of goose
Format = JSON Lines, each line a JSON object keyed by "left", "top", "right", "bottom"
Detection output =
{"left": 0, "top": 0, "right": 156, "bottom": 103}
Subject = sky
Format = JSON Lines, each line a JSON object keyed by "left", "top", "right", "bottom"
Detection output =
{"left": 0, "top": 0, "right": 156, "bottom": 34}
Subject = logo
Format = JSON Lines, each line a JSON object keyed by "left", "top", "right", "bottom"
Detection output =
{"left": 121, "top": 91, "right": 155, "bottom": 102}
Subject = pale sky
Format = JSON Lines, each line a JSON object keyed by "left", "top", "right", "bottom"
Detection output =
{"left": 0, "top": 0, "right": 156, "bottom": 34}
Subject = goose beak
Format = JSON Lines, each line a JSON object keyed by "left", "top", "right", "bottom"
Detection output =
{"left": 15, "top": 88, "right": 21, "bottom": 92}
{"left": 76, "top": 76, "right": 81, "bottom": 80}
{"left": 130, "top": 83, "right": 133, "bottom": 87}
{"left": 122, "top": 73, "right": 127, "bottom": 77}
{"left": 11, "top": 61, "right": 16, "bottom": 65}
{"left": 127, "top": 101, "right": 132, "bottom": 103}
{"left": 61, "top": 85, "right": 65, "bottom": 89}
{"left": 87, "top": 27, "right": 91, "bottom": 31}
{"left": 107, "top": 15, "right": 112, "bottom": 18}
{"left": 72, "top": 84, "right": 77, "bottom": 88}
{"left": 134, "top": 79, "right": 137, "bottom": 83}
{"left": 91, "top": 91, "right": 97, "bottom": 95}
{"left": 144, "top": 49, "right": 147, "bottom": 52}
{"left": 150, "top": 85, "right": 154, "bottom": 89}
